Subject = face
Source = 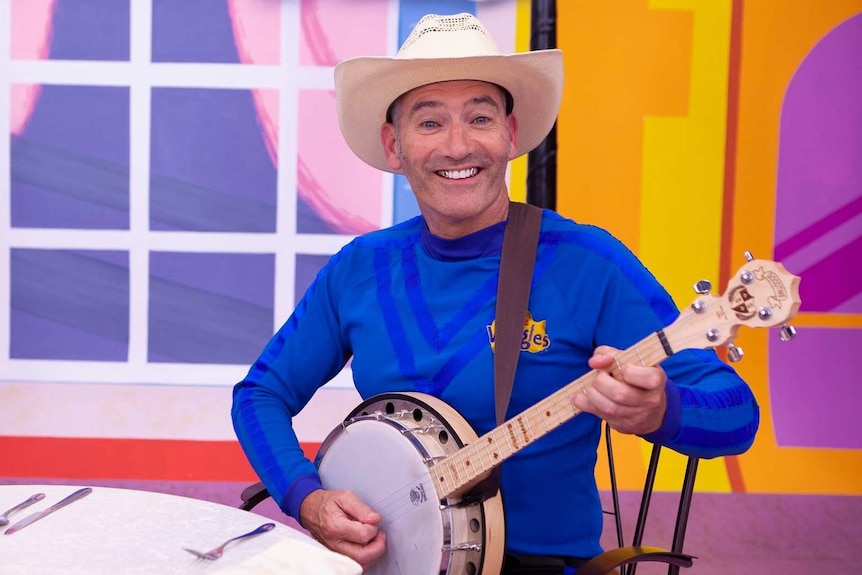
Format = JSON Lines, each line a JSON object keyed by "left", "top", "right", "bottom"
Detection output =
{"left": 380, "top": 80, "right": 518, "bottom": 239}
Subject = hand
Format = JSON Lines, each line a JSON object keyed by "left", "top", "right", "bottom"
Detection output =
{"left": 571, "top": 345, "right": 667, "bottom": 435}
{"left": 299, "top": 488, "right": 386, "bottom": 569}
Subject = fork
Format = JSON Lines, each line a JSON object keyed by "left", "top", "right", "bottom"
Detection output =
{"left": 0, "top": 493, "right": 46, "bottom": 526}
{"left": 183, "top": 522, "right": 275, "bottom": 560}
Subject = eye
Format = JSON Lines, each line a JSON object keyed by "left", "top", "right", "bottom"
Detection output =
{"left": 419, "top": 120, "right": 439, "bottom": 129}
{"left": 473, "top": 116, "right": 491, "bottom": 125}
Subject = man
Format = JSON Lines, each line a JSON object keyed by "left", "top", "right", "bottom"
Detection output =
{"left": 232, "top": 12, "right": 759, "bottom": 574}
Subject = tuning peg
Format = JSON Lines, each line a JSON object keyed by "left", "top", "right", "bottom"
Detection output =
{"left": 744, "top": 251, "right": 754, "bottom": 262}
{"left": 693, "top": 280, "right": 712, "bottom": 295}
{"left": 779, "top": 324, "right": 797, "bottom": 342}
{"left": 727, "top": 343, "right": 744, "bottom": 362}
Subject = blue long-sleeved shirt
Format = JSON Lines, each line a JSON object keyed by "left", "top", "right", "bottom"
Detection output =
{"left": 232, "top": 209, "right": 759, "bottom": 559}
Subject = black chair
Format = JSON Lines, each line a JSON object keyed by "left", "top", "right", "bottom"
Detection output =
{"left": 238, "top": 481, "right": 269, "bottom": 512}
{"left": 577, "top": 423, "right": 697, "bottom": 575}
{"left": 239, "top": 422, "right": 698, "bottom": 574}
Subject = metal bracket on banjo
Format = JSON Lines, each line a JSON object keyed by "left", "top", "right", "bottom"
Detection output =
{"left": 400, "top": 423, "right": 447, "bottom": 435}
{"left": 442, "top": 543, "right": 483, "bottom": 552}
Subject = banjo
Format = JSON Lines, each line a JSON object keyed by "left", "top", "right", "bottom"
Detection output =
{"left": 314, "top": 257, "right": 801, "bottom": 575}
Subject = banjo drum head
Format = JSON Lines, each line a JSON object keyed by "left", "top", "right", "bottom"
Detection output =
{"left": 317, "top": 417, "right": 445, "bottom": 575}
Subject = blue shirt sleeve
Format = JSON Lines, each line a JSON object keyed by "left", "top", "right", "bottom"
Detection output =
{"left": 231, "top": 245, "right": 355, "bottom": 518}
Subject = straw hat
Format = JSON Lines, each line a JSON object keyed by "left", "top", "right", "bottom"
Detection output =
{"left": 334, "top": 13, "right": 564, "bottom": 173}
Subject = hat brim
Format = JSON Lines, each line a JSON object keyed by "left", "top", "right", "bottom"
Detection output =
{"left": 334, "top": 50, "right": 564, "bottom": 174}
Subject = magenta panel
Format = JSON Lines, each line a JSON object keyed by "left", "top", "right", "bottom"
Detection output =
{"left": 769, "top": 327, "right": 862, "bottom": 449}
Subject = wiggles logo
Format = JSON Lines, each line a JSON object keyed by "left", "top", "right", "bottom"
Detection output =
{"left": 487, "top": 311, "right": 551, "bottom": 353}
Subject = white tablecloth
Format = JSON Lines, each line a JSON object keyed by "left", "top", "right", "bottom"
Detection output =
{"left": 0, "top": 485, "right": 361, "bottom": 575}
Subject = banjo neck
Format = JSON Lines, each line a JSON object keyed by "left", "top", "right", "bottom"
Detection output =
{"left": 429, "top": 257, "right": 800, "bottom": 500}
{"left": 430, "top": 329, "right": 671, "bottom": 499}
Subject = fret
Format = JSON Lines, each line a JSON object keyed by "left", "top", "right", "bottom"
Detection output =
{"left": 495, "top": 428, "right": 512, "bottom": 457}
{"left": 503, "top": 422, "right": 519, "bottom": 452}
{"left": 514, "top": 415, "right": 532, "bottom": 446}
{"left": 453, "top": 449, "right": 469, "bottom": 485}
{"left": 535, "top": 403, "right": 550, "bottom": 433}
{"left": 472, "top": 441, "right": 488, "bottom": 473}
{"left": 483, "top": 433, "right": 500, "bottom": 466}
{"left": 472, "top": 443, "right": 489, "bottom": 474}
{"left": 634, "top": 346, "right": 646, "bottom": 367}
{"left": 436, "top": 457, "right": 457, "bottom": 492}
{"left": 448, "top": 452, "right": 464, "bottom": 486}
{"left": 462, "top": 445, "right": 480, "bottom": 480}
{"left": 551, "top": 396, "right": 563, "bottom": 425}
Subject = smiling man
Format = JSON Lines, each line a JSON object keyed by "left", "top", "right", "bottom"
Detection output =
{"left": 232, "top": 13, "right": 759, "bottom": 575}
{"left": 381, "top": 80, "right": 516, "bottom": 238}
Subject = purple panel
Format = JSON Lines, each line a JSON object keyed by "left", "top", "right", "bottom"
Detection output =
{"left": 296, "top": 196, "right": 338, "bottom": 234}
{"left": 148, "top": 252, "right": 274, "bottom": 364}
{"left": 149, "top": 88, "right": 277, "bottom": 232}
{"left": 49, "top": 0, "right": 130, "bottom": 61}
{"left": 152, "top": 0, "right": 239, "bottom": 63}
{"left": 774, "top": 14, "right": 862, "bottom": 312}
{"left": 10, "top": 249, "right": 129, "bottom": 361}
{"left": 769, "top": 327, "right": 862, "bottom": 449}
{"left": 295, "top": 254, "right": 331, "bottom": 304}
{"left": 11, "top": 85, "right": 130, "bottom": 229}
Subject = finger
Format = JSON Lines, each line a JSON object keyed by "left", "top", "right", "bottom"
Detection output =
{"left": 578, "top": 371, "right": 653, "bottom": 417}
{"left": 594, "top": 345, "right": 620, "bottom": 356}
{"left": 340, "top": 517, "right": 381, "bottom": 546}
{"left": 572, "top": 371, "right": 616, "bottom": 415}
{"left": 588, "top": 351, "right": 615, "bottom": 370}
{"left": 336, "top": 492, "right": 381, "bottom": 525}
{"left": 612, "top": 364, "right": 666, "bottom": 393}
{"left": 338, "top": 530, "right": 386, "bottom": 569}
{"left": 579, "top": 372, "right": 627, "bottom": 414}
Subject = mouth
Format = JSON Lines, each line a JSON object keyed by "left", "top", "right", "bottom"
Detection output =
{"left": 436, "top": 167, "right": 480, "bottom": 180}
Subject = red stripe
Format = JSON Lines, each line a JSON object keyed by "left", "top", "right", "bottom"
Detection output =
{"left": 0, "top": 437, "right": 321, "bottom": 482}
{"left": 721, "top": 0, "right": 748, "bottom": 495}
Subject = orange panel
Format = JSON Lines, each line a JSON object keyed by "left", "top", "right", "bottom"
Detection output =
{"left": 557, "top": 0, "right": 693, "bottom": 251}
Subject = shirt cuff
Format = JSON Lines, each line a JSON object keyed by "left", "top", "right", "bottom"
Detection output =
{"left": 640, "top": 377, "right": 681, "bottom": 445}
{"left": 283, "top": 473, "right": 323, "bottom": 521}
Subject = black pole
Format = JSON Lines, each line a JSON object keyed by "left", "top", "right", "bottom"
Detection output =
{"left": 526, "top": 0, "right": 558, "bottom": 210}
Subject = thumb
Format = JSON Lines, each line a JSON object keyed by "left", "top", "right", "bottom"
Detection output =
{"left": 337, "top": 493, "right": 381, "bottom": 525}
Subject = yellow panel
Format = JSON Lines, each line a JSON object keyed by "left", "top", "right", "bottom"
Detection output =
{"left": 638, "top": 0, "right": 734, "bottom": 492}
{"left": 640, "top": 0, "right": 731, "bottom": 308}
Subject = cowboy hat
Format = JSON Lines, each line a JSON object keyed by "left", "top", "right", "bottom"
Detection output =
{"left": 334, "top": 12, "right": 564, "bottom": 173}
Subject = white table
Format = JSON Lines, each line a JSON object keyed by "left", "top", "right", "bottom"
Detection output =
{"left": 0, "top": 485, "right": 361, "bottom": 575}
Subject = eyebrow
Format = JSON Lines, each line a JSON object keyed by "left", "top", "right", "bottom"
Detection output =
{"left": 407, "top": 94, "right": 501, "bottom": 118}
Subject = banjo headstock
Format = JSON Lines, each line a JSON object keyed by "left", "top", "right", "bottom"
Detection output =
{"left": 663, "top": 253, "right": 802, "bottom": 360}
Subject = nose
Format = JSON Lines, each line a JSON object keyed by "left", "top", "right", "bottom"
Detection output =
{"left": 443, "top": 121, "right": 473, "bottom": 160}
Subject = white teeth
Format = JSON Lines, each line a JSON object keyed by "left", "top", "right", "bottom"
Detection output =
{"left": 438, "top": 168, "right": 478, "bottom": 179}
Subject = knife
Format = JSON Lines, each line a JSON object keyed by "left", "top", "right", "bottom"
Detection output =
{"left": 3, "top": 487, "right": 93, "bottom": 535}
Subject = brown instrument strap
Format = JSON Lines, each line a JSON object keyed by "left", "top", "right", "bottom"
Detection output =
{"left": 477, "top": 201, "right": 542, "bottom": 499}
{"left": 494, "top": 201, "right": 543, "bottom": 425}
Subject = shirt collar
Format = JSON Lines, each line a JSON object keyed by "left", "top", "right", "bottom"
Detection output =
{"left": 419, "top": 219, "right": 507, "bottom": 261}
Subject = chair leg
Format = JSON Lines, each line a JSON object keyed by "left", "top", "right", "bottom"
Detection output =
{"left": 605, "top": 424, "right": 625, "bottom": 551}
{"left": 628, "top": 444, "right": 662, "bottom": 575}
{"left": 668, "top": 457, "right": 699, "bottom": 575}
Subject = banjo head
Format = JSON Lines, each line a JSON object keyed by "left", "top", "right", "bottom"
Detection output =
{"left": 316, "top": 393, "right": 502, "bottom": 575}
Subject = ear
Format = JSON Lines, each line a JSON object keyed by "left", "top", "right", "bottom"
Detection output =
{"left": 506, "top": 114, "right": 518, "bottom": 161}
{"left": 380, "top": 123, "right": 402, "bottom": 171}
